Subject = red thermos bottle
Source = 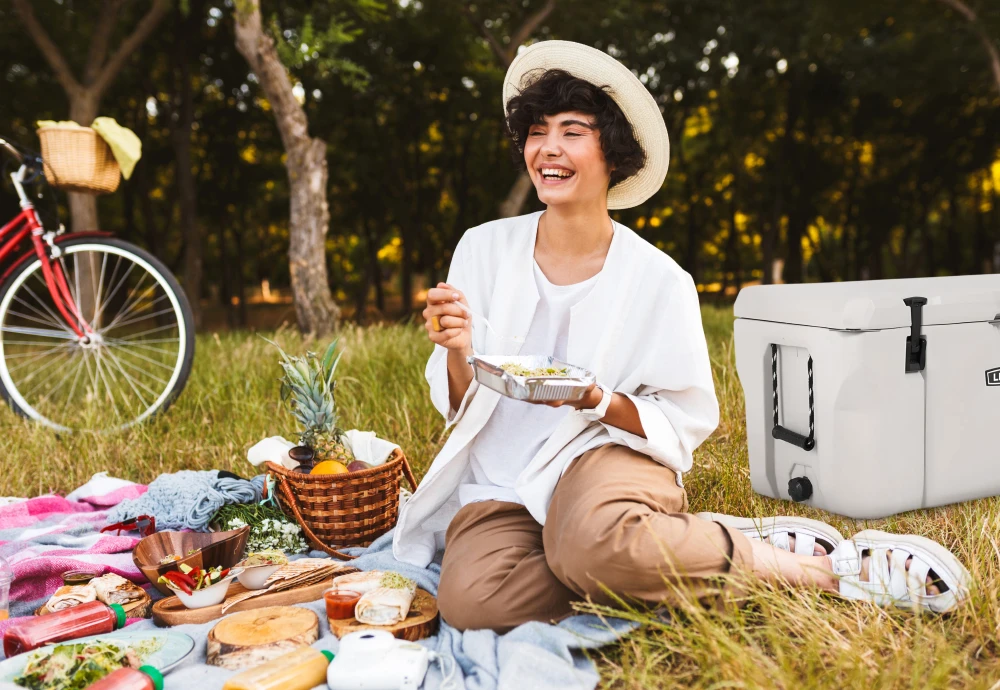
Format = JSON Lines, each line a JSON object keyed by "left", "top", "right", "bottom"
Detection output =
{"left": 88, "top": 666, "right": 164, "bottom": 690}
{"left": 2, "top": 600, "right": 126, "bottom": 656}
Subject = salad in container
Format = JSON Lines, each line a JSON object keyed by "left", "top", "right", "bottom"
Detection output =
{"left": 157, "top": 565, "right": 242, "bottom": 609}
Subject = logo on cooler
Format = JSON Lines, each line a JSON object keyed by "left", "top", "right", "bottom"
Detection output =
{"left": 987, "top": 368, "right": 1000, "bottom": 386}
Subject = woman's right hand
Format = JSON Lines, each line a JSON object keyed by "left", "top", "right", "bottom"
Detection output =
{"left": 423, "top": 282, "right": 472, "bottom": 354}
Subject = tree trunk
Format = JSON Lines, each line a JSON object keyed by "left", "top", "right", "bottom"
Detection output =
{"left": 498, "top": 171, "right": 535, "bottom": 218}
{"left": 233, "top": 0, "right": 340, "bottom": 336}
{"left": 169, "top": 2, "right": 204, "bottom": 329}
{"left": 67, "top": 95, "right": 101, "bottom": 233}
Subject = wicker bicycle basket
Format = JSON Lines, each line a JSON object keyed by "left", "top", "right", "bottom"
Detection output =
{"left": 36, "top": 126, "right": 120, "bottom": 195}
{"left": 265, "top": 448, "right": 417, "bottom": 560}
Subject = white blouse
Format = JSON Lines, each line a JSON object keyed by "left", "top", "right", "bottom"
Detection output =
{"left": 459, "top": 260, "right": 600, "bottom": 506}
{"left": 392, "top": 210, "right": 720, "bottom": 567}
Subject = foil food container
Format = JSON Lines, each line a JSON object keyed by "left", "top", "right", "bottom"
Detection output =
{"left": 466, "top": 354, "right": 596, "bottom": 403}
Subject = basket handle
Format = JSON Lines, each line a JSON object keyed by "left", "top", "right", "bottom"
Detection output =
{"left": 270, "top": 452, "right": 418, "bottom": 561}
{"left": 399, "top": 453, "right": 417, "bottom": 492}
{"left": 272, "top": 471, "right": 357, "bottom": 561}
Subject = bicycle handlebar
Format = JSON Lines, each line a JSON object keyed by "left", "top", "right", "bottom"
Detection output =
{"left": 0, "top": 138, "right": 25, "bottom": 164}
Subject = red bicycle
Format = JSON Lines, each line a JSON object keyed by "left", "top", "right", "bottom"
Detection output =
{"left": 0, "top": 136, "right": 194, "bottom": 432}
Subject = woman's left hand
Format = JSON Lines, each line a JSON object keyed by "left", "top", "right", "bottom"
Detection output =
{"left": 528, "top": 383, "right": 600, "bottom": 410}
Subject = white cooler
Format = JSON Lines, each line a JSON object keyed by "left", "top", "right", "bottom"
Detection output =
{"left": 734, "top": 275, "right": 1000, "bottom": 519}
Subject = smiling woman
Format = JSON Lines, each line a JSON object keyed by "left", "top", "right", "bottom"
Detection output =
{"left": 503, "top": 68, "right": 647, "bottom": 201}
{"left": 408, "top": 40, "right": 972, "bottom": 634}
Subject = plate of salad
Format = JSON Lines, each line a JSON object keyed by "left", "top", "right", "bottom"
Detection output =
{"left": 0, "top": 629, "right": 194, "bottom": 690}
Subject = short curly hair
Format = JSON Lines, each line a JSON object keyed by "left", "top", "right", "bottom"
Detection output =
{"left": 503, "top": 68, "right": 646, "bottom": 190}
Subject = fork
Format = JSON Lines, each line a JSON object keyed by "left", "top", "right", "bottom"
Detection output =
{"left": 453, "top": 301, "right": 523, "bottom": 343}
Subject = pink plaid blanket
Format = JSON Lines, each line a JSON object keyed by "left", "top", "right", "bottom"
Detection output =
{"left": 0, "top": 475, "right": 148, "bottom": 636}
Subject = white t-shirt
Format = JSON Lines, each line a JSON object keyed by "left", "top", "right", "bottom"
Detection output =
{"left": 458, "top": 259, "right": 601, "bottom": 506}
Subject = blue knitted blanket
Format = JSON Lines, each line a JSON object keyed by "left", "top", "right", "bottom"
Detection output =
{"left": 106, "top": 470, "right": 265, "bottom": 532}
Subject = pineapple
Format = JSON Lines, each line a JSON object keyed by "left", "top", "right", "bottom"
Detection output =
{"left": 266, "top": 338, "right": 355, "bottom": 463}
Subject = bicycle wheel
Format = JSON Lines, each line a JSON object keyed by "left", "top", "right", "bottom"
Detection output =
{"left": 0, "top": 237, "right": 195, "bottom": 432}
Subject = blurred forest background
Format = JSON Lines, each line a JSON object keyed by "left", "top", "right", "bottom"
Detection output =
{"left": 1, "top": 0, "right": 999, "bottom": 333}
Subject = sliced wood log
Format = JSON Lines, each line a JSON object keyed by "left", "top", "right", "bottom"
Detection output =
{"left": 328, "top": 588, "right": 438, "bottom": 642}
{"left": 206, "top": 606, "right": 319, "bottom": 670}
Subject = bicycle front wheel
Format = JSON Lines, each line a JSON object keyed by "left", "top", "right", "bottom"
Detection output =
{"left": 0, "top": 237, "right": 195, "bottom": 432}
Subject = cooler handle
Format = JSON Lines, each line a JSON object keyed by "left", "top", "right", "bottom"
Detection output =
{"left": 770, "top": 343, "right": 816, "bottom": 451}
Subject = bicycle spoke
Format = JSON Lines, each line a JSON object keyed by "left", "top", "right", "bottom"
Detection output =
{"left": 104, "top": 304, "right": 177, "bottom": 332}
{"left": 20, "top": 282, "right": 73, "bottom": 333}
{"left": 31, "top": 351, "right": 83, "bottom": 403}
{"left": 1, "top": 325, "right": 79, "bottom": 339}
{"left": 6, "top": 343, "right": 74, "bottom": 374}
{"left": 12, "top": 289, "right": 71, "bottom": 333}
{"left": 111, "top": 324, "right": 180, "bottom": 341}
{"left": 61, "top": 352, "right": 87, "bottom": 417}
{"left": 90, "top": 258, "right": 133, "bottom": 327}
{"left": 102, "top": 272, "right": 150, "bottom": 331}
{"left": 104, "top": 346, "right": 173, "bottom": 382}
{"left": 102, "top": 346, "right": 157, "bottom": 405}
{"left": 105, "top": 340, "right": 178, "bottom": 357}
{"left": 92, "top": 252, "right": 108, "bottom": 329}
{"left": 5, "top": 307, "right": 70, "bottom": 331}
{"left": 21, "top": 350, "right": 76, "bottom": 399}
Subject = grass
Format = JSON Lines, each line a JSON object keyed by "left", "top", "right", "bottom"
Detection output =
{"left": 6, "top": 307, "right": 1000, "bottom": 688}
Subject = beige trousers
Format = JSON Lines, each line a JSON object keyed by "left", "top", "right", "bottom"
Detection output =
{"left": 438, "top": 443, "right": 755, "bottom": 632}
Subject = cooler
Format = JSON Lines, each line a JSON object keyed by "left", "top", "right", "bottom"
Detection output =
{"left": 734, "top": 275, "right": 1000, "bottom": 519}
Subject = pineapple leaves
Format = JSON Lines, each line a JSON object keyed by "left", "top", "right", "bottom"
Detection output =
{"left": 322, "top": 339, "right": 339, "bottom": 373}
{"left": 262, "top": 335, "right": 350, "bottom": 458}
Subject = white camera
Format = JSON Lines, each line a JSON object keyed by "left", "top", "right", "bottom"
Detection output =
{"left": 327, "top": 630, "right": 430, "bottom": 690}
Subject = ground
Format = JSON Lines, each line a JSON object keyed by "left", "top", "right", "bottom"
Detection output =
{"left": 6, "top": 307, "right": 999, "bottom": 688}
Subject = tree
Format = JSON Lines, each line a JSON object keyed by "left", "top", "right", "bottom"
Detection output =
{"left": 12, "top": 0, "right": 170, "bottom": 234}
{"left": 459, "top": 0, "right": 557, "bottom": 218}
{"left": 935, "top": 0, "right": 1000, "bottom": 97}
{"left": 233, "top": 0, "right": 344, "bottom": 336}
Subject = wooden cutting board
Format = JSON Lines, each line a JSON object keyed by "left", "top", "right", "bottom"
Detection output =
{"left": 328, "top": 588, "right": 439, "bottom": 641}
{"left": 207, "top": 606, "right": 318, "bottom": 670}
{"left": 152, "top": 578, "right": 337, "bottom": 626}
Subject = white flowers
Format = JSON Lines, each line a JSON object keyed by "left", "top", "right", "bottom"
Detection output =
{"left": 223, "top": 515, "right": 309, "bottom": 554}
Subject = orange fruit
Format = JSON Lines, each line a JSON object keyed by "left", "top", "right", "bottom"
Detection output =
{"left": 310, "top": 460, "right": 349, "bottom": 475}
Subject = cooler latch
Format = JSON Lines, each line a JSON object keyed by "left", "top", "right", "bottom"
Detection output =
{"left": 903, "top": 296, "right": 927, "bottom": 373}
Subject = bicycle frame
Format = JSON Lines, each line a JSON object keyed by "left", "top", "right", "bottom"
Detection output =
{"left": 1, "top": 146, "right": 93, "bottom": 339}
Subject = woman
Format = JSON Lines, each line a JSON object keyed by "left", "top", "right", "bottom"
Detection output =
{"left": 392, "top": 40, "right": 970, "bottom": 632}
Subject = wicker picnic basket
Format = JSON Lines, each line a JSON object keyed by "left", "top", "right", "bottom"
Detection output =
{"left": 265, "top": 448, "right": 417, "bottom": 559}
{"left": 36, "top": 125, "right": 120, "bottom": 195}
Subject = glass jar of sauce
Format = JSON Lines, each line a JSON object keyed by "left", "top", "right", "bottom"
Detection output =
{"left": 324, "top": 589, "right": 362, "bottom": 620}
{"left": 3, "top": 600, "right": 126, "bottom": 656}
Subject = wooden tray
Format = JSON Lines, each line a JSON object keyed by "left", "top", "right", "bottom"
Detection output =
{"left": 152, "top": 577, "right": 341, "bottom": 626}
{"left": 328, "top": 588, "right": 439, "bottom": 641}
{"left": 35, "top": 591, "right": 153, "bottom": 619}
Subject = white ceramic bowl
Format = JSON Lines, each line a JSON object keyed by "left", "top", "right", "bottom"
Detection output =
{"left": 168, "top": 568, "right": 243, "bottom": 609}
{"left": 235, "top": 563, "right": 282, "bottom": 590}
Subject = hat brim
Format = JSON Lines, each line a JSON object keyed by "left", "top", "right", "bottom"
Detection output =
{"left": 502, "top": 40, "right": 670, "bottom": 211}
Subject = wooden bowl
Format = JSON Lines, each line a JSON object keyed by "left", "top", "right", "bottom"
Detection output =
{"left": 133, "top": 526, "right": 250, "bottom": 595}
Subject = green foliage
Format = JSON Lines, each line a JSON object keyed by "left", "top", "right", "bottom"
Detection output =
{"left": 1, "top": 0, "right": 999, "bottom": 324}
{"left": 269, "top": 1, "right": 388, "bottom": 91}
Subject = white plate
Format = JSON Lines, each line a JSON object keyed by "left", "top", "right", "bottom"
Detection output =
{"left": 0, "top": 629, "right": 195, "bottom": 680}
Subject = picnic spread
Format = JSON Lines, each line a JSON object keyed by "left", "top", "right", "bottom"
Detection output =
{"left": 0, "top": 339, "right": 634, "bottom": 690}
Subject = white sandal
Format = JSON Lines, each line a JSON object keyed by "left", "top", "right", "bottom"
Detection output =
{"left": 696, "top": 512, "right": 844, "bottom": 556}
{"left": 829, "top": 529, "right": 971, "bottom": 613}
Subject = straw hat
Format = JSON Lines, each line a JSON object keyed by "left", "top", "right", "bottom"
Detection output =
{"left": 503, "top": 40, "right": 670, "bottom": 210}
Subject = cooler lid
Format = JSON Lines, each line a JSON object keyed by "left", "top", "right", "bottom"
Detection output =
{"left": 734, "top": 274, "right": 1000, "bottom": 330}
